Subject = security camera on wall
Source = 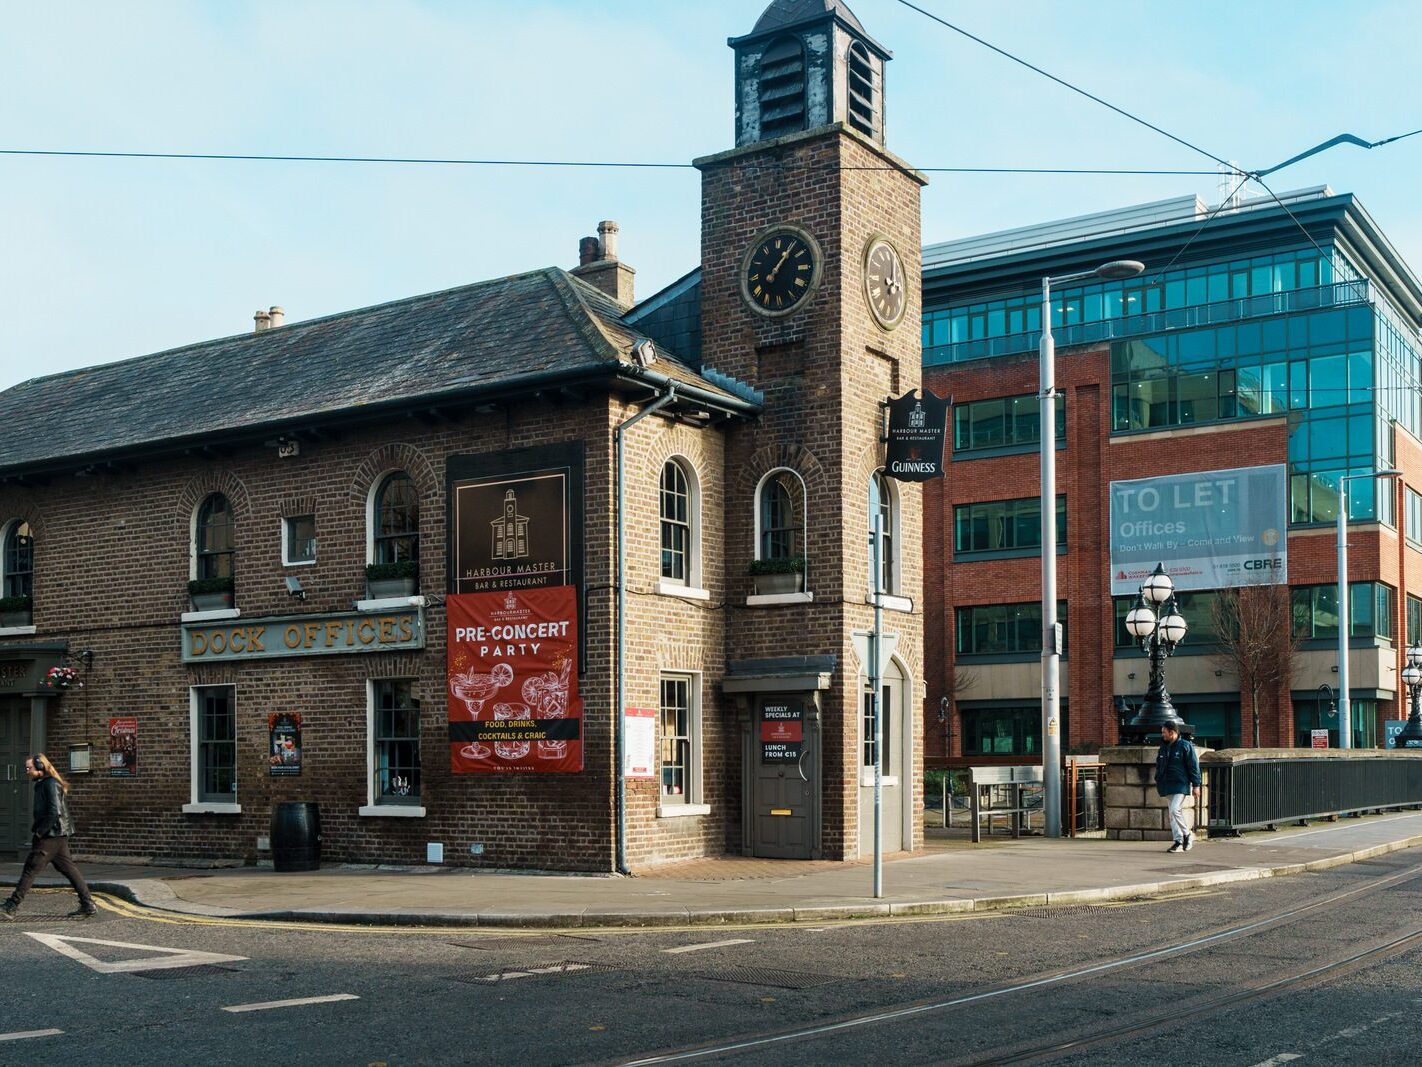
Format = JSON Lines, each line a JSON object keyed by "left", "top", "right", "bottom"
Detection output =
{"left": 632, "top": 338, "right": 658, "bottom": 368}
{"left": 285, "top": 576, "right": 307, "bottom": 601}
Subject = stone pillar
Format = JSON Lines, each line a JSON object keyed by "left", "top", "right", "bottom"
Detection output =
{"left": 1101, "top": 744, "right": 1211, "bottom": 841}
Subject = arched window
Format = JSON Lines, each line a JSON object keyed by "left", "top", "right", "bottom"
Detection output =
{"left": 374, "top": 472, "right": 420, "bottom": 565}
{"left": 759, "top": 36, "right": 806, "bottom": 139}
{"left": 660, "top": 460, "right": 693, "bottom": 584}
{"left": 847, "top": 41, "right": 877, "bottom": 137}
{"left": 195, "top": 495, "right": 234, "bottom": 580}
{"left": 3, "top": 521, "right": 33, "bottom": 599}
{"left": 869, "top": 471, "right": 896, "bottom": 594}
{"left": 759, "top": 469, "right": 805, "bottom": 561}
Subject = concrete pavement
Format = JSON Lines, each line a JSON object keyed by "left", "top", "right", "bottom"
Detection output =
{"left": 7, "top": 810, "right": 1422, "bottom": 928}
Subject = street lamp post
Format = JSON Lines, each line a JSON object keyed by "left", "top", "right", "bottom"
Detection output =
{"left": 1039, "top": 258, "right": 1143, "bottom": 838}
{"left": 1398, "top": 646, "right": 1422, "bottom": 748}
{"left": 1124, "top": 563, "right": 1189, "bottom": 733}
{"left": 1335, "top": 469, "right": 1401, "bottom": 749}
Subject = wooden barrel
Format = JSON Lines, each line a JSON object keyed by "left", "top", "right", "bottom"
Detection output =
{"left": 270, "top": 802, "right": 321, "bottom": 872}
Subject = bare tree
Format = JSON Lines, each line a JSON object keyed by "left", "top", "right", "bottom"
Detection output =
{"left": 1211, "top": 578, "right": 1302, "bottom": 747}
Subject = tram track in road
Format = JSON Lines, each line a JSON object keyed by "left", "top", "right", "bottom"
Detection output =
{"left": 960, "top": 922, "right": 1422, "bottom": 1065}
{"left": 616, "top": 859, "right": 1422, "bottom": 1065}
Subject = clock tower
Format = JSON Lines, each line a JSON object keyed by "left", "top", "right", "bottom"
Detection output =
{"left": 698, "top": 0, "right": 927, "bottom": 861}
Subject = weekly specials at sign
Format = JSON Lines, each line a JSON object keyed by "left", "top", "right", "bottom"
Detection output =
{"left": 447, "top": 585, "right": 583, "bottom": 774}
{"left": 1109, "top": 464, "right": 1288, "bottom": 596}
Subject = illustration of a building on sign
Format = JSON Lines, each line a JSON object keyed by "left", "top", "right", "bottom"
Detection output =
{"left": 909, "top": 401, "right": 926, "bottom": 429}
{"left": 491, "top": 489, "right": 531, "bottom": 560}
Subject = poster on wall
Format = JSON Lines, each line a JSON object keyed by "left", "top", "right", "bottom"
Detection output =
{"left": 760, "top": 700, "right": 805, "bottom": 763}
{"left": 107, "top": 718, "right": 137, "bottom": 777}
{"left": 447, "top": 584, "right": 584, "bottom": 774}
{"left": 1109, "top": 464, "right": 1288, "bottom": 596}
{"left": 624, "top": 707, "right": 656, "bottom": 779}
{"left": 268, "top": 713, "right": 303, "bottom": 776}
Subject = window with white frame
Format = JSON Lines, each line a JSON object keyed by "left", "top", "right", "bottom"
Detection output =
{"left": 861, "top": 683, "right": 891, "bottom": 771}
{"left": 195, "top": 494, "right": 234, "bottom": 580}
{"left": 659, "top": 674, "right": 699, "bottom": 804}
{"left": 283, "top": 514, "right": 317, "bottom": 565}
{"left": 758, "top": 469, "right": 805, "bottom": 562}
{"left": 868, "top": 471, "right": 896, "bottom": 595}
{"left": 660, "top": 459, "right": 698, "bottom": 585}
{"left": 193, "top": 686, "right": 236, "bottom": 804}
{"left": 373, "top": 472, "right": 420, "bottom": 565}
{"left": 372, "top": 679, "right": 421, "bottom": 805}
{"left": 1407, "top": 487, "right": 1422, "bottom": 546}
{"left": 3, "top": 521, "right": 33, "bottom": 600}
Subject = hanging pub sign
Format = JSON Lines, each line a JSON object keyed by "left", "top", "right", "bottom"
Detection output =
{"left": 268, "top": 713, "right": 303, "bottom": 776}
{"left": 447, "top": 584, "right": 584, "bottom": 775}
{"left": 883, "top": 388, "right": 950, "bottom": 482}
{"left": 108, "top": 717, "right": 137, "bottom": 777}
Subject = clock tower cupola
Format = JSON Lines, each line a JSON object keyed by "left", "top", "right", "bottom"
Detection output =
{"left": 730, "top": 0, "right": 891, "bottom": 147}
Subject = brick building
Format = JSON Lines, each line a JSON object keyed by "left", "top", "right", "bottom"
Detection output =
{"left": 920, "top": 187, "right": 1422, "bottom": 765}
{"left": 0, "top": 0, "right": 927, "bottom": 871}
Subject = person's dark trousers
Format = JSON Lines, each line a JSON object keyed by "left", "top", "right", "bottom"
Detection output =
{"left": 7, "top": 837, "right": 94, "bottom": 910}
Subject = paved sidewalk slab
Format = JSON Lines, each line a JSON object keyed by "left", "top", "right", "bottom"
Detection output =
{"left": 5, "top": 811, "right": 1422, "bottom": 928}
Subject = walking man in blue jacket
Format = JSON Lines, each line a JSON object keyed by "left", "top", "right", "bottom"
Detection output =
{"left": 1155, "top": 723, "right": 1201, "bottom": 853}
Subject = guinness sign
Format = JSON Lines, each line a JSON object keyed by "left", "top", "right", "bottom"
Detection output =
{"left": 883, "top": 388, "right": 950, "bottom": 482}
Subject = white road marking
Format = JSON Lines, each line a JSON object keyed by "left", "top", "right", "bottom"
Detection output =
{"left": 24, "top": 932, "right": 247, "bottom": 974}
{"left": 471, "top": 963, "right": 591, "bottom": 983}
{"left": 0, "top": 1030, "right": 63, "bottom": 1042}
{"left": 222, "top": 994, "right": 360, "bottom": 1014}
{"left": 663, "top": 939, "right": 756, "bottom": 955}
{"left": 1248, "top": 1055, "right": 1303, "bottom": 1066}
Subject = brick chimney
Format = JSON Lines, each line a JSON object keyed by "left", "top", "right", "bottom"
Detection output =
{"left": 570, "top": 220, "right": 636, "bottom": 308}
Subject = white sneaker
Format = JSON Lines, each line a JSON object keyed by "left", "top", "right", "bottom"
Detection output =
{"left": 1183, "top": 834, "right": 1194, "bottom": 852}
{"left": 1167, "top": 841, "right": 1183, "bottom": 853}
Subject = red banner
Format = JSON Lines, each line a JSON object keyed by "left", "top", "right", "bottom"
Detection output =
{"left": 447, "top": 585, "right": 583, "bottom": 774}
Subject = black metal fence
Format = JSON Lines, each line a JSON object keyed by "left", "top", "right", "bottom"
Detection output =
{"left": 1207, "top": 756, "right": 1422, "bottom": 834}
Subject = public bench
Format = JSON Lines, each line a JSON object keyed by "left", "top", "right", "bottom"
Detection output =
{"left": 968, "top": 765, "right": 1044, "bottom": 843}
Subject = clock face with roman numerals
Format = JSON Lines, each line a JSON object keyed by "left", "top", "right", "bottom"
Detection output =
{"left": 864, "top": 236, "right": 908, "bottom": 330}
{"left": 740, "top": 226, "right": 821, "bottom": 317}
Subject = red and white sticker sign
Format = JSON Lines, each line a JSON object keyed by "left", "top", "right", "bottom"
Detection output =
{"left": 624, "top": 707, "right": 656, "bottom": 779}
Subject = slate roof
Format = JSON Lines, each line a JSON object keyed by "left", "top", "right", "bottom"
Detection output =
{"left": 750, "top": 0, "right": 867, "bottom": 36}
{"left": 0, "top": 268, "right": 749, "bottom": 475}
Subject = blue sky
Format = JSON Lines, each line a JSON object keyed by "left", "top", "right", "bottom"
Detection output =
{"left": 4, "top": 0, "right": 1420, "bottom": 390}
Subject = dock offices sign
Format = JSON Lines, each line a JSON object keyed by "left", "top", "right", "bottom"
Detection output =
{"left": 1109, "top": 464, "right": 1288, "bottom": 596}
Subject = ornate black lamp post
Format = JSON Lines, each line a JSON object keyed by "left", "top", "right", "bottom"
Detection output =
{"left": 1398, "top": 646, "right": 1422, "bottom": 748}
{"left": 1124, "top": 563, "right": 1189, "bottom": 737}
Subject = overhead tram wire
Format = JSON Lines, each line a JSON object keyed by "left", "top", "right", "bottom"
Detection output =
{"left": 889, "top": 0, "right": 1233, "bottom": 171}
{"left": 0, "top": 148, "right": 1215, "bottom": 177}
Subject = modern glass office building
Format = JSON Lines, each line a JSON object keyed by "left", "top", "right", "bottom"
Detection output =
{"left": 920, "top": 187, "right": 1422, "bottom": 760}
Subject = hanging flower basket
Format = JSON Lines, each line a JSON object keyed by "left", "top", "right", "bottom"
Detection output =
{"left": 45, "top": 666, "right": 80, "bottom": 691}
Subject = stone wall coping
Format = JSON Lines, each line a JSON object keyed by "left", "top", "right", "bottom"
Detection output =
{"left": 1201, "top": 747, "right": 1422, "bottom": 764}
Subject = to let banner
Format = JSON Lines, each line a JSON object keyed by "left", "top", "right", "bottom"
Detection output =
{"left": 1109, "top": 464, "right": 1288, "bottom": 596}
{"left": 447, "top": 585, "right": 583, "bottom": 774}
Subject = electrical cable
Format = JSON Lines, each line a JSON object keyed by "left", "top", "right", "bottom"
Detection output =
{"left": 889, "top": 0, "right": 1232, "bottom": 170}
{"left": 0, "top": 147, "right": 1214, "bottom": 177}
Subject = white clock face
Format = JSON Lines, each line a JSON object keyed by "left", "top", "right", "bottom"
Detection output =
{"left": 864, "top": 238, "right": 907, "bottom": 330}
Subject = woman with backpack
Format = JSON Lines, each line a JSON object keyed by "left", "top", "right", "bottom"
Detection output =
{"left": 1, "top": 753, "right": 96, "bottom": 920}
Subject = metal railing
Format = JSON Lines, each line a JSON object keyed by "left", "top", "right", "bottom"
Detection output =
{"left": 924, "top": 280, "right": 1373, "bottom": 366}
{"left": 1207, "top": 755, "right": 1422, "bottom": 834}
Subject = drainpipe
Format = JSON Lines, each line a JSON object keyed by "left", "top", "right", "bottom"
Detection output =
{"left": 614, "top": 383, "right": 676, "bottom": 874}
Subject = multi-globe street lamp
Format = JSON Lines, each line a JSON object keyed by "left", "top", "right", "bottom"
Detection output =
{"left": 1039, "top": 258, "right": 1144, "bottom": 838}
{"left": 1124, "top": 564, "right": 1190, "bottom": 735}
{"left": 1398, "top": 645, "right": 1422, "bottom": 748}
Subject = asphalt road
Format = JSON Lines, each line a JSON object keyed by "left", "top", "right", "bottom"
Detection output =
{"left": 4, "top": 850, "right": 1422, "bottom": 1066}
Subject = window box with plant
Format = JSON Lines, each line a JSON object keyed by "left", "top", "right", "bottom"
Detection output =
{"left": 188, "top": 576, "right": 235, "bottom": 612}
{"left": 0, "top": 594, "right": 32, "bottom": 627}
{"left": 365, "top": 560, "right": 419, "bottom": 599}
{"left": 749, "top": 556, "right": 806, "bottom": 595}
